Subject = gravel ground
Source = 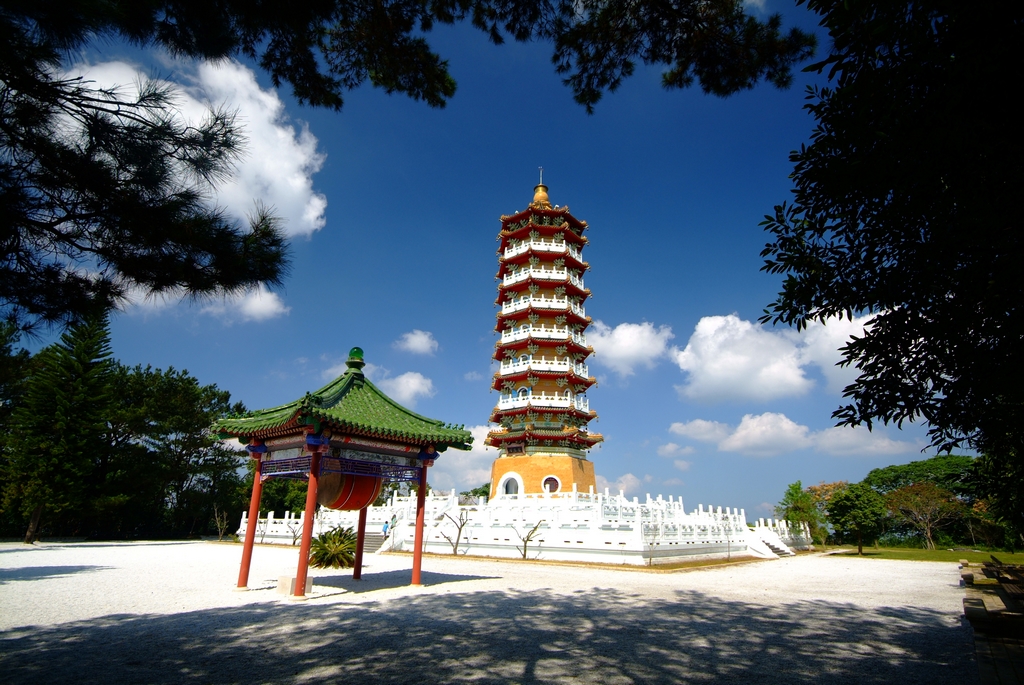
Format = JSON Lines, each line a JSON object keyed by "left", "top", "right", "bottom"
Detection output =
{"left": 0, "top": 542, "right": 977, "bottom": 684}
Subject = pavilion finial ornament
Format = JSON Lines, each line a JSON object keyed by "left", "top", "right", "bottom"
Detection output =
{"left": 345, "top": 346, "right": 366, "bottom": 372}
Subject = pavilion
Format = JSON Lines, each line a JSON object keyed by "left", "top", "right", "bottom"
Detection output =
{"left": 215, "top": 347, "right": 472, "bottom": 597}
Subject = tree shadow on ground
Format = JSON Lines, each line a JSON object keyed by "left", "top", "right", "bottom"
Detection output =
{"left": 0, "top": 565, "right": 111, "bottom": 584}
{"left": 0, "top": 587, "right": 977, "bottom": 684}
{"left": 311, "top": 569, "right": 498, "bottom": 593}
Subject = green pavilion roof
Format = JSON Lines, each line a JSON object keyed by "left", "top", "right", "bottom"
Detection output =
{"left": 215, "top": 348, "right": 473, "bottom": 451}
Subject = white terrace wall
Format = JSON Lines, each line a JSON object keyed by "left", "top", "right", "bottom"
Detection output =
{"left": 239, "top": 490, "right": 794, "bottom": 565}
{"left": 755, "top": 518, "right": 814, "bottom": 550}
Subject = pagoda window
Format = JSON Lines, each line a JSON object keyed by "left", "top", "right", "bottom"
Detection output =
{"left": 564, "top": 389, "right": 572, "bottom": 399}
{"left": 519, "top": 355, "right": 529, "bottom": 365}
{"left": 504, "top": 479, "right": 519, "bottom": 495}
{"left": 518, "top": 387, "right": 530, "bottom": 398}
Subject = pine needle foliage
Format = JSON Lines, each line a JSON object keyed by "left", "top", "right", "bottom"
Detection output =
{"left": 2, "top": 313, "right": 113, "bottom": 540}
{"left": 308, "top": 526, "right": 357, "bottom": 569}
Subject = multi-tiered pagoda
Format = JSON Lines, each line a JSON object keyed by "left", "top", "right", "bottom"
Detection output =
{"left": 487, "top": 182, "right": 602, "bottom": 496}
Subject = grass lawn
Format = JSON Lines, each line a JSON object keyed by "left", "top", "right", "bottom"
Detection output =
{"left": 827, "top": 546, "right": 1024, "bottom": 564}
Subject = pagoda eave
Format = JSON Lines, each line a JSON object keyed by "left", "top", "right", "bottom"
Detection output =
{"left": 494, "top": 309, "right": 590, "bottom": 330}
{"left": 492, "top": 339, "right": 593, "bottom": 360}
{"left": 496, "top": 279, "right": 590, "bottom": 299}
{"left": 485, "top": 428, "right": 604, "bottom": 449}
{"left": 488, "top": 405, "right": 596, "bottom": 423}
{"left": 492, "top": 372, "right": 596, "bottom": 391}
{"left": 498, "top": 252, "right": 589, "bottom": 273}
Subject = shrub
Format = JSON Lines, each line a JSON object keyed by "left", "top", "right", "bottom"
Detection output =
{"left": 308, "top": 527, "right": 357, "bottom": 569}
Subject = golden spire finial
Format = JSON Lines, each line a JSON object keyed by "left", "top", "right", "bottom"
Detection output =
{"left": 531, "top": 167, "right": 551, "bottom": 209}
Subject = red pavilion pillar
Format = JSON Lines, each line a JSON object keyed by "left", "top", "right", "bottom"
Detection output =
{"left": 236, "top": 440, "right": 265, "bottom": 590}
{"left": 293, "top": 438, "right": 324, "bottom": 598}
{"left": 411, "top": 456, "right": 431, "bottom": 586}
{"left": 353, "top": 506, "right": 368, "bottom": 580}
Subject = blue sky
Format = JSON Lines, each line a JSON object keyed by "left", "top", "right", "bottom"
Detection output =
{"left": 43, "top": 3, "right": 942, "bottom": 516}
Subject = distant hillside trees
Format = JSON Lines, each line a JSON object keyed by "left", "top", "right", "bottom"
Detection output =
{"left": 0, "top": 318, "right": 246, "bottom": 541}
{"left": 781, "top": 453, "right": 1021, "bottom": 551}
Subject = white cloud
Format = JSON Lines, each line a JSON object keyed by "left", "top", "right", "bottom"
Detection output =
{"left": 362, "top": 363, "right": 387, "bottom": 381}
{"left": 71, "top": 59, "right": 327, "bottom": 237}
{"left": 656, "top": 442, "right": 694, "bottom": 457}
{"left": 595, "top": 473, "right": 644, "bottom": 496}
{"left": 393, "top": 330, "right": 439, "bottom": 355}
{"left": 671, "top": 314, "right": 874, "bottom": 402}
{"left": 669, "top": 419, "right": 731, "bottom": 443}
{"left": 799, "top": 315, "right": 874, "bottom": 393}
{"left": 377, "top": 372, "right": 435, "bottom": 407}
{"left": 589, "top": 321, "right": 674, "bottom": 376}
{"left": 428, "top": 425, "right": 497, "bottom": 493}
{"left": 672, "top": 315, "right": 809, "bottom": 401}
{"left": 719, "top": 412, "right": 812, "bottom": 456}
{"left": 200, "top": 285, "right": 291, "bottom": 322}
{"left": 669, "top": 412, "right": 919, "bottom": 458}
{"left": 673, "top": 459, "right": 692, "bottom": 472}
{"left": 70, "top": 59, "right": 329, "bottom": 321}
{"left": 663, "top": 477, "right": 685, "bottom": 487}
{"left": 464, "top": 371, "right": 484, "bottom": 381}
{"left": 814, "top": 425, "right": 921, "bottom": 456}
{"left": 321, "top": 361, "right": 348, "bottom": 379}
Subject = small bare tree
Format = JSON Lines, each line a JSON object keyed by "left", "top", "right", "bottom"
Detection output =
{"left": 286, "top": 518, "right": 302, "bottom": 546}
{"left": 514, "top": 520, "right": 544, "bottom": 559}
{"left": 643, "top": 521, "right": 660, "bottom": 566}
{"left": 440, "top": 510, "right": 471, "bottom": 555}
{"left": 256, "top": 515, "right": 268, "bottom": 544}
{"left": 213, "top": 503, "right": 231, "bottom": 541}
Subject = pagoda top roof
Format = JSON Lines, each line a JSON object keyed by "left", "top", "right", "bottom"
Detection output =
{"left": 500, "top": 184, "right": 589, "bottom": 231}
{"left": 215, "top": 348, "right": 473, "bottom": 450}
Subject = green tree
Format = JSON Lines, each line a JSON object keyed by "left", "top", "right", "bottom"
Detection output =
{"left": 805, "top": 480, "right": 847, "bottom": 548}
{"left": 760, "top": 1, "right": 1024, "bottom": 467}
{"left": 2, "top": 314, "right": 114, "bottom": 541}
{"left": 827, "top": 483, "right": 886, "bottom": 555}
{"left": 972, "top": 454, "right": 1024, "bottom": 550}
{"left": 120, "top": 366, "right": 247, "bottom": 536}
{"left": 862, "top": 455, "right": 976, "bottom": 497}
{"left": 0, "top": 323, "right": 33, "bottom": 535}
{"left": 461, "top": 483, "right": 491, "bottom": 499}
{"left": 770, "top": 481, "right": 819, "bottom": 528}
{"left": 884, "top": 483, "right": 964, "bottom": 550}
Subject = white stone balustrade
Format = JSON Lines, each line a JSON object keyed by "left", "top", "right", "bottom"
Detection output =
{"left": 500, "top": 325, "right": 587, "bottom": 345}
{"left": 496, "top": 392, "right": 590, "bottom": 411}
{"left": 756, "top": 517, "right": 813, "bottom": 550}
{"left": 501, "top": 296, "right": 586, "bottom": 318}
{"left": 238, "top": 488, "right": 790, "bottom": 565}
{"left": 503, "top": 239, "right": 583, "bottom": 262}
{"left": 499, "top": 358, "right": 589, "bottom": 377}
{"left": 503, "top": 267, "right": 585, "bottom": 290}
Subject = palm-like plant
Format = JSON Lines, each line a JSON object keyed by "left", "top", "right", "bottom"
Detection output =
{"left": 308, "top": 527, "right": 357, "bottom": 569}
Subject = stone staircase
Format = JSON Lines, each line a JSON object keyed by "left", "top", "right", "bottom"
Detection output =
{"left": 764, "top": 540, "right": 796, "bottom": 557}
{"left": 362, "top": 532, "right": 385, "bottom": 554}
